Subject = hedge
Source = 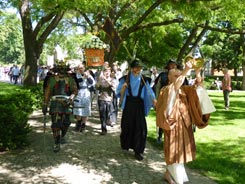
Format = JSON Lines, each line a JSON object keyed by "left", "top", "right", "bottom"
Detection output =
{"left": 0, "top": 83, "right": 43, "bottom": 151}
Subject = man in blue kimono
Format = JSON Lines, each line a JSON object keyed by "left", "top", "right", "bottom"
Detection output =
{"left": 116, "top": 59, "right": 156, "bottom": 161}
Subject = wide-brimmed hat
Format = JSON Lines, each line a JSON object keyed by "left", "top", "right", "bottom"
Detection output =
{"left": 164, "top": 59, "right": 179, "bottom": 69}
{"left": 130, "top": 58, "right": 143, "bottom": 68}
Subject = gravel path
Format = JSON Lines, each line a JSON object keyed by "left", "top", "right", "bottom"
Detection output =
{"left": 0, "top": 106, "right": 217, "bottom": 184}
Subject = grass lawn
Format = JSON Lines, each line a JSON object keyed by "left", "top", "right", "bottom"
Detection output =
{"left": 146, "top": 90, "right": 245, "bottom": 184}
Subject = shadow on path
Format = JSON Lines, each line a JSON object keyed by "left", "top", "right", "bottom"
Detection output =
{"left": 0, "top": 106, "right": 217, "bottom": 184}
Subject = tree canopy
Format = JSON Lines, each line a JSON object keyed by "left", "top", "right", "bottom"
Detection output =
{"left": 0, "top": 11, "right": 24, "bottom": 65}
{"left": 0, "top": 0, "right": 244, "bottom": 88}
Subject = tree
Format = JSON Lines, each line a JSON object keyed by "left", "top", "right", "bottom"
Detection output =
{"left": 1, "top": 0, "right": 66, "bottom": 86}
{"left": 70, "top": 0, "right": 244, "bottom": 66}
{"left": 17, "top": 0, "right": 65, "bottom": 86}
{"left": 0, "top": 12, "right": 24, "bottom": 65}
{"left": 2, "top": 0, "right": 245, "bottom": 87}
{"left": 72, "top": 0, "right": 185, "bottom": 64}
{"left": 240, "top": 32, "right": 245, "bottom": 90}
{"left": 202, "top": 32, "right": 242, "bottom": 72}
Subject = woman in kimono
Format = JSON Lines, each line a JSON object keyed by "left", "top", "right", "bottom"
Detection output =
{"left": 116, "top": 59, "right": 157, "bottom": 161}
{"left": 156, "top": 61, "right": 215, "bottom": 184}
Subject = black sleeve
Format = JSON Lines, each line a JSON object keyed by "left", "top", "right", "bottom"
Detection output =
{"left": 182, "top": 77, "right": 189, "bottom": 86}
{"left": 160, "top": 72, "right": 168, "bottom": 87}
{"left": 77, "top": 78, "right": 84, "bottom": 83}
{"left": 72, "top": 73, "right": 79, "bottom": 88}
{"left": 87, "top": 77, "right": 93, "bottom": 84}
{"left": 43, "top": 73, "right": 51, "bottom": 92}
{"left": 143, "top": 76, "right": 151, "bottom": 84}
{"left": 119, "top": 75, "right": 127, "bottom": 82}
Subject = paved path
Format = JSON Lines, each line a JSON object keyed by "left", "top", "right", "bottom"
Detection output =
{"left": 0, "top": 105, "right": 217, "bottom": 184}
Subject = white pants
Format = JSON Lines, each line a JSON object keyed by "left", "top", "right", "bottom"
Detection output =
{"left": 167, "top": 163, "right": 189, "bottom": 184}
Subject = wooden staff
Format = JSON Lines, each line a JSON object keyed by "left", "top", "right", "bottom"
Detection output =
{"left": 119, "top": 71, "right": 130, "bottom": 106}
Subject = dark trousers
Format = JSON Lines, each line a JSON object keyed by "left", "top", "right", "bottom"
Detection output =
{"left": 51, "top": 114, "right": 71, "bottom": 144}
{"left": 223, "top": 90, "right": 230, "bottom": 108}
{"left": 158, "top": 128, "right": 163, "bottom": 138}
{"left": 98, "top": 100, "right": 111, "bottom": 132}
{"left": 120, "top": 96, "right": 147, "bottom": 154}
{"left": 13, "top": 75, "right": 19, "bottom": 84}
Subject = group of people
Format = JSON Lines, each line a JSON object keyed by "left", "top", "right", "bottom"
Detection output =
{"left": 5, "top": 64, "right": 24, "bottom": 84}
{"left": 42, "top": 58, "right": 218, "bottom": 184}
{"left": 42, "top": 61, "right": 121, "bottom": 152}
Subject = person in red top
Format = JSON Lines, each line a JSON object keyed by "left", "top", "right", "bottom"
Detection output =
{"left": 222, "top": 68, "right": 232, "bottom": 110}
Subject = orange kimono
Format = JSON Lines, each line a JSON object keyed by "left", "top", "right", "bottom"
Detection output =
{"left": 156, "top": 84, "right": 209, "bottom": 165}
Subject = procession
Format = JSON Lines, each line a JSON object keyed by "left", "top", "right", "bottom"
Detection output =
{"left": 1, "top": 1, "right": 244, "bottom": 184}
{"left": 32, "top": 34, "right": 216, "bottom": 184}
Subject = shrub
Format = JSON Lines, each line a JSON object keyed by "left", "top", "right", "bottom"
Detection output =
{"left": 0, "top": 88, "right": 35, "bottom": 151}
{"left": 0, "top": 103, "right": 31, "bottom": 150}
{"left": 24, "top": 83, "right": 44, "bottom": 109}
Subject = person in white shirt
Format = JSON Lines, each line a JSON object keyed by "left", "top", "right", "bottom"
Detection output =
{"left": 12, "top": 65, "right": 20, "bottom": 84}
{"left": 150, "top": 66, "right": 158, "bottom": 87}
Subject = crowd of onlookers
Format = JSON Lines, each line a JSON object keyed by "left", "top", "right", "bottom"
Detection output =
{"left": 0, "top": 61, "right": 125, "bottom": 85}
{"left": 0, "top": 64, "right": 24, "bottom": 84}
{"left": 0, "top": 64, "right": 60, "bottom": 85}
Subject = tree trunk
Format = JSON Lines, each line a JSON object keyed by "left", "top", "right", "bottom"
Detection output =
{"left": 106, "top": 44, "right": 120, "bottom": 64}
{"left": 19, "top": 0, "right": 64, "bottom": 86}
{"left": 234, "top": 68, "right": 238, "bottom": 78}
{"left": 242, "top": 64, "right": 245, "bottom": 90}
{"left": 23, "top": 40, "right": 38, "bottom": 86}
{"left": 19, "top": 0, "right": 38, "bottom": 86}
{"left": 241, "top": 33, "right": 245, "bottom": 90}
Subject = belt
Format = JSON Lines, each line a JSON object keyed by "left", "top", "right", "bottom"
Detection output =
{"left": 51, "top": 95, "right": 70, "bottom": 101}
{"left": 79, "top": 86, "right": 88, "bottom": 89}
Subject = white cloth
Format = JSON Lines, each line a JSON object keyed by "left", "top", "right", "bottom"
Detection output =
{"left": 167, "top": 88, "right": 176, "bottom": 116}
{"left": 73, "top": 73, "right": 94, "bottom": 116}
{"left": 12, "top": 67, "right": 20, "bottom": 76}
{"left": 150, "top": 73, "right": 159, "bottom": 87}
{"left": 168, "top": 163, "right": 189, "bottom": 184}
{"left": 196, "top": 86, "right": 216, "bottom": 114}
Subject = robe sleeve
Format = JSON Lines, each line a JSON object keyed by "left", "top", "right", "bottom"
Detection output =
{"left": 182, "top": 86, "right": 209, "bottom": 129}
{"left": 116, "top": 77, "right": 127, "bottom": 109}
{"left": 143, "top": 80, "right": 156, "bottom": 116}
{"left": 156, "top": 85, "right": 211, "bottom": 130}
{"left": 156, "top": 84, "right": 178, "bottom": 130}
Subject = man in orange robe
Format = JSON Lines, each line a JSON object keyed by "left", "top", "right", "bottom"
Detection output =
{"left": 156, "top": 61, "right": 215, "bottom": 184}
